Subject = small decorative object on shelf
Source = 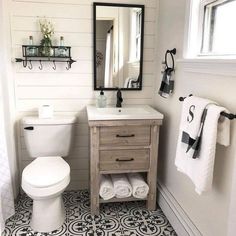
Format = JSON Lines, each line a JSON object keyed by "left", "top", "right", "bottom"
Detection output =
{"left": 39, "top": 18, "right": 54, "bottom": 57}
{"left": 15, "top": 19, "right": 76, "bottom": 70}
{"left": 26, "top": 36, "right": 37, "bottom": 56}
{"left": 57, "top": 36, "right": 67, "bottom": 57}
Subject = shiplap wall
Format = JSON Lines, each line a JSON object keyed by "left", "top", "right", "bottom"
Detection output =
{"left": 10, "top": 0, "right": 158, "bottom": 190}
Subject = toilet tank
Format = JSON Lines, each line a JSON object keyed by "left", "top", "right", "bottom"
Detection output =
{"left": 22, "top": 116, "right": 76, "bottom": 158}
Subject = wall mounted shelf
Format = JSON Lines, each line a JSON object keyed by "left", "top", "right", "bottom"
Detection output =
{"left": 15, "top": 45, "right": 76, "bottom": 70}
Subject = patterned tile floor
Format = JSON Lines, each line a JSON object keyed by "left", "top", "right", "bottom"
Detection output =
{"left": 3, "top": 190, "right": 177, "bottom": 236}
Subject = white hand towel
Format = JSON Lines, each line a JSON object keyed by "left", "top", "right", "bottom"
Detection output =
{"left": 127, "top": 173, "right": 149, "bottom": 199}
{"left": 178, "top": 96, "right": 215, "bottom": 159}
{"left": 99, "top": 175, "right": 115, "bottom": 200}
{"left": 175, "top": 103, "right": 230, "bottom": 194}
{"left": 111, "top": 174, "right": 132, "bottom": 198}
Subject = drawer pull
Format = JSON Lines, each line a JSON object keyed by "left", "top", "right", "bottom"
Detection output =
{"left": 116, "top": 158, "right": 134, "bottom": 162}
{"left": 116, "top": 134, "right": 135, "bottom": 138}
{"left": 24, "top": 126, "right": 34, "bottom": 130}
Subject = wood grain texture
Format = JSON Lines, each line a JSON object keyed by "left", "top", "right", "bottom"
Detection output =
{"left": 147, "top": 125, "right": 159, "bottom": 210}
{"left": 100, "top": 196, "right": 146, "bottom": 203}
{"left": 88, "top": 119, "right": 163, "bottom": 127}
{"left": 90, "top": 126, "right": 100, "bottom": 215}
{"left": 100, "top": 126, "right": 151, "bottom": 146}
{"left": 99, "top": 149, "right": 150, "bottom": 171}
{"left": 89, "top": 118, "right": 162, "bottom": 214}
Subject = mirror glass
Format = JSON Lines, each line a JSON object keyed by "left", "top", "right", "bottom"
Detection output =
{"left": 93, "top": 3, "right": 144, "bottom": 90}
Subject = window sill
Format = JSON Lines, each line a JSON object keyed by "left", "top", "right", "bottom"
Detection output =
{"left": 177, "top": 58, "right": 236, "bottom": 77}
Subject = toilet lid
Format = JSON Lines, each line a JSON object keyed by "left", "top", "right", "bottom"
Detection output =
{"left": 22, "top": 156, "right": 70, "bottom": 188}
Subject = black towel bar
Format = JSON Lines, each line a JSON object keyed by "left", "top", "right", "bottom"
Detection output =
{"left": 179, "top": 95, "right": 236, "bottom": 120}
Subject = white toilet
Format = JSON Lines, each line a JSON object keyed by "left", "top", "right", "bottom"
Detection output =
{"left": 21, "top": 116, "right": 76, "bottom": 233}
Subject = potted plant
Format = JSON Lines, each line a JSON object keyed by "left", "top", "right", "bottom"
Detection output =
{"left": 39, "top": 18, "right": 54, "bottom": 57}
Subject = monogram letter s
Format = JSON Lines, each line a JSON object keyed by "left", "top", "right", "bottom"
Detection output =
{"left": 187, "top": 105, "right": 195, "bottom": 123}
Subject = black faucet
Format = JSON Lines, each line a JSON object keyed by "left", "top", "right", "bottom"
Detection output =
{"left": 116, "top": 88, "right": 123, "bottom": 108}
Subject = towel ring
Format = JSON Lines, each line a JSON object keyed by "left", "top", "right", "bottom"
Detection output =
{"left": 164, "top": 48, "right": 176, "bottom": 71}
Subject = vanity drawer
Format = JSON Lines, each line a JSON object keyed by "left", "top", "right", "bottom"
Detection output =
{"left": 100, "top": 126, "right": 150, "bottom": 146}
{"left": 99, "top": 149, "right": 150, "bottom": 171}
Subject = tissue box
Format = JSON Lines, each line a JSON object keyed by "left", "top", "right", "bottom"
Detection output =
{"left": 38, "top": 105, "right": 54, "bottom": 118}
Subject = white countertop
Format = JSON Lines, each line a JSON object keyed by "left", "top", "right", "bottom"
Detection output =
{"left": 86, "top": 105, "right": 164, "bottom": 121}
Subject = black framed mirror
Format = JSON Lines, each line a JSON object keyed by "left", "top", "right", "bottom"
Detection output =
{"left": 93, "top": 2, "right": 145, "bottom": 90}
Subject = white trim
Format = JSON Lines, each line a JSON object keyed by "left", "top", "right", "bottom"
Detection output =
{"left": 183, "top": 0, "right": 202, "bottom": 58}
{"left": 177, "top": 58, "right": 236, "bottom": 77}
{"left": 227, "top": 158, "right": 236, "bottom": 236}
{"left": 184, "top": 0, "right": 236, "bottom": 59}
{"left": 157, "top": 182, "right": 202, "bottom": 236}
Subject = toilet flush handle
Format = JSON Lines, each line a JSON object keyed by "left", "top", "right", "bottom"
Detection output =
{"left": 24, "top": 126, "right": 34, "bottom": 130}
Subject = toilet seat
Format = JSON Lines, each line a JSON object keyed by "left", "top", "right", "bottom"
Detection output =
{"left": 22, "top": 156, "right": 70, "bottom": 188}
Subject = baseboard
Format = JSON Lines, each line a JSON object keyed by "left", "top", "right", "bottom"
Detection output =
{"left": 157, "top": 182, "right": 202, "bottom": 236}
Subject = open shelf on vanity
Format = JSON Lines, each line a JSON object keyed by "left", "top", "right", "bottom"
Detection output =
{"left": 99, "top": 169, "right": 149, "bottom": 175}
{"left": 100, "top": 196, "right": 147, "bottom": 204}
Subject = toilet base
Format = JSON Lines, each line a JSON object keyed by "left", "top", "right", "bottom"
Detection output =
{"left": 30, "top": 195, "right": 65, "bottom": 232}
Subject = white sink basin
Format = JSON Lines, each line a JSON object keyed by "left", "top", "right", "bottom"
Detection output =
{"left": 86, "top": 105, "right": 164, "bottom": 121}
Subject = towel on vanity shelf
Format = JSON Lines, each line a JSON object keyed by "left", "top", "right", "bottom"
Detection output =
{"left": 175, "top": 97, "right": 230, "bottom": 194}
{"left": 127, "top": 173, "right": 149, "bottom": 199}
{"left": 111, "top": 174, "right": 132, "bottom": 198}
{"left": 158, "top": 67, "right": 174, "bottom": 98}
{"left": 99, "top": 175, "right": 115, "bottom": 200}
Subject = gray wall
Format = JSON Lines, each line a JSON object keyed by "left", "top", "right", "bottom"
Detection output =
{"left": 154, "top": 0, "right": 236, "bottom": 235}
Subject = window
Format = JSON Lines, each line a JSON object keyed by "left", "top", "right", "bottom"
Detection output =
{"left": 135, "top": 9, "right": 142, "bottom": 60}
{"left": 186, "top": 0, "right": 236, "bottom": 58}
{"left": 201, "top": 0, "right": 236, "bottom": 55}
{"left": 129, "top": 8, "right": 142, "bottom": 62}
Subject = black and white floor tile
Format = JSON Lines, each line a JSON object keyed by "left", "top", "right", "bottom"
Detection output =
{"left": 3, "top": 190, "right": 177, "bottom": 236}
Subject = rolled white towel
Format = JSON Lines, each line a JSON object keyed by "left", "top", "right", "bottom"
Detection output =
{"left": 111, "top": 174, "right": 132, "bottom": 198}
{"left": 99, "top": 175, "right": 115, "bottom": 200}
{"left": 127, "top": 173, "right": 149, "bottom": 199}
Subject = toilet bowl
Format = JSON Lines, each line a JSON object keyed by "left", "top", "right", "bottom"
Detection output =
{"left": 22, "top": 156, "right": 70, "bottom": 232}
{"left": 21, "top": 116, "right": 76, "bottom": 232}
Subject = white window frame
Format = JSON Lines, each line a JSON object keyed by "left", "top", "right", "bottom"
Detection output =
{"left": 129, "top": 8, "right": 142, "bottom": 62}
{"left": 135, "top": 9, "right": 142, "bottom": 60}
{"left": 184, "top": 0, "right": 236, "bottom": 59}
{"left": 180, "top": 0, "right": 236, "bottom": 77}
{"left": 201, "top": 0, "right": 236, "bottom": 56}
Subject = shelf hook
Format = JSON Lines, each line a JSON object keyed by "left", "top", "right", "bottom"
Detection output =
{"left": 28, "top": 60, "right": 33, "bottom": 70}
{"left": 39, "top": 60, "right": 43, "bottom": 70}
{"left": 66, "top": 61, "right": 71, "bottom": 70}
{"left": 52, "top": 60, "right": 56, "bottom": 70}
{"left": 22, "top": 59, "right": 27, "bottom": 68}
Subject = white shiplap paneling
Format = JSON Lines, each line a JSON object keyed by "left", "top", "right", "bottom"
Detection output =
{"left": 11, "top": 0, "right": 158, "bottom": 190}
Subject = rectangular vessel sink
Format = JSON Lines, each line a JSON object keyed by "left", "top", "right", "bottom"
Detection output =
{"left": 86, "top": 105, "right": 164, "bottom": 121}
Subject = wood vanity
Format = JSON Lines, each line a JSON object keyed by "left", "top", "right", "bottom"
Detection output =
{"left": 87, "top": 105, "right": 163, "bottom": 215}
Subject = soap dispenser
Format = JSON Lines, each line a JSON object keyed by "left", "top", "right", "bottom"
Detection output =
{"left": 96, "top": 88, "right": 107, "bottom": 108}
